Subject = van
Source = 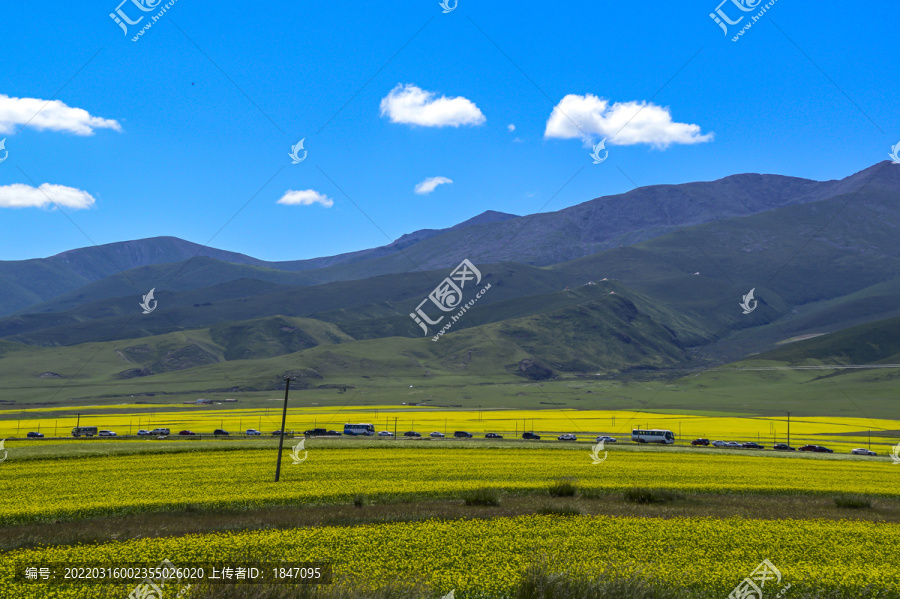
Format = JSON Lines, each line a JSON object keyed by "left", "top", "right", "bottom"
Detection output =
{"left": 72, "top": 426, "right": 98, "bottom": 437}
{"left": 150, "top": 428, "right": 170, "bottom": 435}
{"left": 453, "top": 431, "right": 473, "bottom": 438}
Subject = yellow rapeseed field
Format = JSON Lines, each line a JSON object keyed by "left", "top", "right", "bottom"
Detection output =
{"left": 3, "top": 406, "right": 897, "bottom": 450}
{"left": 0, "top": 446, "right": 896, "bottom": 525}
{"left": 3, "top": 515, "right": 899, "bottom": 597}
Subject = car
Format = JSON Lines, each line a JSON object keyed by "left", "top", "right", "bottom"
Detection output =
{"left": 429, "top": 432, "right": 445, "bottom": 438}
{"left": 98, "top": 430, "right": 117, "bottom": 437}
{"left": 304, "top": 428, "right": 327, "bottom": 437}
{"left": 851, "top": 448, "right": 877, "bottom": 456}
{"left": 596, "top": 436, "right": 617, "bottom": 443}
{"left": 150, "top": 428, "right": 170, "bottom": 436}
{"left": 725, "top": 441, "right": 742, "bottom": 448}
{"left": 404, "top": 431, "right": 421, "bottom": 438}
{"left": 271, "top": 430, "right": 292, "bottom": 436}
{"left": 711, "top": 440, "right": 727, "bottom": 448}
{"left": 213, "top": 429, "right": 230, "bottom": 436}
{"left": 799, "top": 445, "right": 833, "bottom": 453}
{"left": 558, "top": 434, "right": 577, "bottom": 441}
{"left": 137, "top": 430, "right": 150, "bottom": 436}
{"left": 377, "top": 431, "right": 394, "bottom": 437}
{"left": 178, "top": 430, "right": 196, "bottom": 436}
{"left": 26, "top": 431, "right": 44, "bottom": 438}
{"left": 773, "top": 443, "right": 795, "bottom": 451}
{"left": 691, "top": 438, "right": 710, "bottom": 446}
{"left": 453, "top": 431, "right": 473, "bottom": 438}
{"left": 741, "top": 442, "right": 764, "bottom": 449}
{"left": 325, "top": 430, "right": 342, "bottom": 437}
{"left": 523, "top": 432, "right": 541, "bottom": 440}
{"left": 246, "top": 429, "right": 261, "bottom": 436}
{"left": 485, "top": 433, "right": 503, "bottom": 439}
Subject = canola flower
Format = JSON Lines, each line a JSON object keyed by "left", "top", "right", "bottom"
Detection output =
{"left": 2, "top": 407, "right": 896, "bottom": 451}
{"left": 0, "top": 446, "right": 897, "bottom": 525}
{"left": 2, "top": 515, "right": 899, "bottom": 598}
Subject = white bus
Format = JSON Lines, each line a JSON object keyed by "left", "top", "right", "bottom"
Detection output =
{"left": 631, "top": 429, "right": 675, "bottom": 444}
{"left": 343, "top": 423, "right": 375, "bottom": 436}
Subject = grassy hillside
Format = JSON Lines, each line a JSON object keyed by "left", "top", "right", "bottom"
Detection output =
{"left": 753, "top": 314, "right": 900, "bottom": 365}
{"left": 0, "top": 293, "right": 691, "bottom": 404}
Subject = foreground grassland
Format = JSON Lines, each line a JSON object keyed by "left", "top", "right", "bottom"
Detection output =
{"left": 1, "top": 443, "right": 897, "bottom": 525}
{"left": 3, "top": 515, "right": 900, "bottom": 598}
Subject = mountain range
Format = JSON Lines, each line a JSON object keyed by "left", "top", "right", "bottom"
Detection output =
{"left": 1, "top": 161, "right": 898, "bottom": 403}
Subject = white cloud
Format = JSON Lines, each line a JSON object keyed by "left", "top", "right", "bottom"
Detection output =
{"left": 544, "top": 94, "right": 713, "bottom": 148}
{"left": 414, "top": 176, "right": 453, "bottom": 195}
{"left": 0, "top": 183, "right": 96, "bottom": 209}
{"left": 507, "top": 123, "right": 515, "bottom": 132}
{"left": 0, "top": 94, "right": 121, "bottom": 135}
{"left": 277, "top": 189, "right": 334, "bottom": 207}
{"left": 379, "top": 84, "right": 485, "bottom": 128}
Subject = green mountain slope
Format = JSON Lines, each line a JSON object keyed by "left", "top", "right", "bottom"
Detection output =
{"left": 0, "top": 293, "right": 686, "bottom": 403}
{"left": 753, "top": 315, "right": 900, "bottom": 365}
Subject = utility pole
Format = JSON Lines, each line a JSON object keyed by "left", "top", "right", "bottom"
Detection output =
{"left": 787, "top": 411, "right": 790, "bottom": 448}
{"left": 274, "top": 377, "right": 293, "bottom": 482}
{"left": 393, "top": 417, "right": 398, "bottom": 439}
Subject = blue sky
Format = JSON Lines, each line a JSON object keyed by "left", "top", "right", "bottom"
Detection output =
{"left": 0, "top": 0, "right": 896, "bottom": 262}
